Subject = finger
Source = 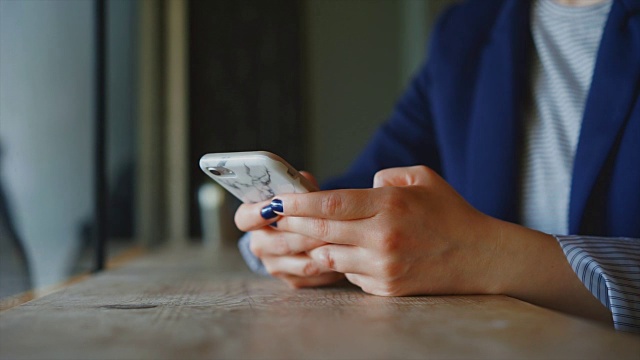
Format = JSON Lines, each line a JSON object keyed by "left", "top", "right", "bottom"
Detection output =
{"left": 373, "top": 165, "right": 439, "bottom": 188}
{"left": 276, "top": 216, "right": 362, "bottom": 245}
{"left": 344, "top": 273, "right": 377, "bottom": 295}
{"left": 307, "top": 244, "right": 364, "bottom": 274}
{"left": 262, "top": 254, "right": 334, "bottom": 277}
{"left": 299, "top": 171, "right": 319, "bottom": 189}
{"left": 269, "top": 189, "right": 379, "bottom": 220}
{"left": 277, "top": 272, "right": 345, "bottom": 289}
{"left": 345, "top": 273, "right": 366, "bottom": 288}
{"left": 250, "top": 229, "right": 326, "bottom": 257}
{"left": 235, "top": 170, "right": 320, "bottom": 231}
{"left": 235, "top": 199, "right": 282, "bottom": 231}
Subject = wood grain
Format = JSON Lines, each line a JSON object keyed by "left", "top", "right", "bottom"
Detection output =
{"left": 1, "top": 245, "right": 639, "bottom": 359}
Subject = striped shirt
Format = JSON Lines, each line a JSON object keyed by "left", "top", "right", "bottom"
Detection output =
{"left": 521, "top": 0, "right": 611, "bottom": 235}
{"left": 557, "top": 236, "right": 640, "bottom": 332}
{"left": 524, "top": 0, "right": 639, "bottom": 332}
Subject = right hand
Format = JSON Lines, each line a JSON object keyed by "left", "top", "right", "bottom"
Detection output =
{"left": 234, "top": 171, "right": 345, "bottom": 288}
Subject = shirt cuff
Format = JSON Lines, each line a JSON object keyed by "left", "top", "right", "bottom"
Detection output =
{"left": 237, "top": 232, "right": 270, "bottom": 276}
{"left": 554, "top": 235, "right": 640, "bottom": 333}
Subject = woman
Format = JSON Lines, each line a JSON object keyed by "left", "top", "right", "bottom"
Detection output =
{"left": 236, "top": 0, "right": 640, "bottom": 332}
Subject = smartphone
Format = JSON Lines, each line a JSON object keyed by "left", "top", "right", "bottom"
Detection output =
{"left": 199, "top": 151, "right": 318, "bottom": 204}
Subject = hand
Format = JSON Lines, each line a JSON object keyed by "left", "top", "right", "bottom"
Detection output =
{"left": 269, "top": 166, "right": 500, "bottom": 296}
{"left": 235, "top": 171, "right": 345, "bottom": 288}
{"left": 266, "top": 166, "right": 612, "bottom": 324}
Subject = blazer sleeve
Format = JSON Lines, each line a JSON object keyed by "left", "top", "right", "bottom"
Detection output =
{"left": 555, "top": 235, "right": 640, "bottom": 333}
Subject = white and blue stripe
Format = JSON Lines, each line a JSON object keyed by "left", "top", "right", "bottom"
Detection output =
{"left": 520, "top": 0, "right": 612, "bottom": 235}
{"left": 556, "top": 235, "right": 640, "bottom": 332}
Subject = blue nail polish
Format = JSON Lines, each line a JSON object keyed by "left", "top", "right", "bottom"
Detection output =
{"left": 269, "top": 221, "right": 278, "bottom": 228}
{"left": 261, "top": 205, "right": 277, "bottom": 220}
{"left": 271, "top": 199, "right": 283, "bottom": 213}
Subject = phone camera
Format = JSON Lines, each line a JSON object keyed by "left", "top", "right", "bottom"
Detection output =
{"left": 207, "top": 167, "right": 235, "bottom": 177}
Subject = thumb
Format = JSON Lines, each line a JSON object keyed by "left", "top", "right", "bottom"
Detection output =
{"left": 299, "top": 171, "right": 319, "bottom": 189}
{"left": 372, "top": 165, "right": 437, "bottom": 188}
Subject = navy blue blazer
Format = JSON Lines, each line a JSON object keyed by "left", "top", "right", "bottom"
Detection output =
{"left": 323, "top": 0, "right": 640, "bottom": 237}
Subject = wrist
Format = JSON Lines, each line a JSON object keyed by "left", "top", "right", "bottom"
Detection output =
{"left": 481, "top": 220, "right": 612, "bottom": 323}
{"left": 472, "top": 214, "right": 562, "bottom": 298}
{"left": 473, "top": 215, "right": 518, "bottom": 296}
{"left": 483, "top": 219, "right": 552, "bottom": 297}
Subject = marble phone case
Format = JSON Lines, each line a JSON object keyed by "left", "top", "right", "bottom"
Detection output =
{"left": 199, "top": 151, "right": 317, "bottom": 204}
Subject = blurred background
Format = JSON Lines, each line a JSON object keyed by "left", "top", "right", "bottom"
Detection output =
{"left": 0, "top": 0, "right": 453, "bottom": 302}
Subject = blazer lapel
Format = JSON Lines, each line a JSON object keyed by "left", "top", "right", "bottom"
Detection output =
{"left": 569, "top": 0, "right": 640, "bottom": 234}
{"left": 465, "top": 0, "right": 532, "bottom": 223}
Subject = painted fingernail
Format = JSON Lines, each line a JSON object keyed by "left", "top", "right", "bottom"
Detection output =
{"left": 269, "top": 221, "right": 278, "bottom": 228}
{"left": 270, "top": 199, "right": 283, "bottom": 213}
{"left": 261, "top": 204, "right": 277, "bottom": 220}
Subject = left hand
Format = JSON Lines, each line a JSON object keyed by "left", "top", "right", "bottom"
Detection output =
{"left": 270, "top": 166, "right": 503, "bottom": 296}
{"left": 234, "top": 171, "right": 345, "bottom": 289}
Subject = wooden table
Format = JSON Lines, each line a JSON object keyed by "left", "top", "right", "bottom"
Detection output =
{"left": 1, "top": 245, "right": 639, "bottom": 359}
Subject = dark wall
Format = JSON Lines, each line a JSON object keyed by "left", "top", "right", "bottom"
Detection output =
{"left": 188, "top": 0, "right": 305, "bottom": 237}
